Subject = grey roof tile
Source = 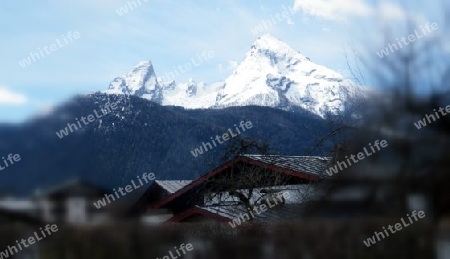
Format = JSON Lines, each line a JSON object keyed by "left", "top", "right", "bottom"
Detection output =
{"left": 197, "top": 203, "right": 308, "bottom": 222}
{"left": 241, "top": 154, "right": 331, "bottom": 178}
{"left": 155, "top": 180, "right": 193, "bottom": 194}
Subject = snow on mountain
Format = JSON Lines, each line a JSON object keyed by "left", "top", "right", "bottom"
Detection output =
{"left": 161, "top": 79, "right": 224, "bottom": 109}
{"left": 105, "top": 34, "right": 362, "bottom": 118}
{"left": 107, "top": 60, "right": 163, "bottom": 102}
{"left": 216, "top": 34, "right": 360, "bottom": 116}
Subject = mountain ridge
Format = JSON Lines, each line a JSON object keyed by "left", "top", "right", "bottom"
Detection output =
{"left": 105, "top": 34, "right": 362, "bottom": 118}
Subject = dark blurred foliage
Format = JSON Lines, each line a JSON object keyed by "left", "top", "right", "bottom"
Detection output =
{"left": 0, "top": 221, "right": 435, "bottom": 259}
{"left": 321, "top": 4, "right": 450, "bottom": 223}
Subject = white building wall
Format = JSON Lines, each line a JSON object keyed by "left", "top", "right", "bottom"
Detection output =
{"left": 38, "top": 199, "right": 54, "bottom": 223}
{"left": 66, "top": 197, "right": 87, "bottom": 224}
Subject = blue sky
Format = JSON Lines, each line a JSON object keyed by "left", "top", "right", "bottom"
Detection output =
{"left": 0, "top": 0, "right": 444, "bottom": 122}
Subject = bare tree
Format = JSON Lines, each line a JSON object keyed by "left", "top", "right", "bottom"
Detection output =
{"left": 317, "top": 1, "right": 450, "bottom": 221}
{"left": 199, "top": 137, "right": 315, "bottom": 219}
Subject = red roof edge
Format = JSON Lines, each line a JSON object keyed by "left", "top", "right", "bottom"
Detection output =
{"left": 152, "top": 156, "right": 319, "bottom": 209}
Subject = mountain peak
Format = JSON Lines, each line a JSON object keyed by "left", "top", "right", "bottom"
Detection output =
{"left": 135, "top": 60, "right": 152, "bottom": 68}
{"left": 106, "top": 59, "right": 161, "bottom": 101}
{"left": 252, "top": 34, "right": 290, "bottom": 49}
{"left": 254, "top": 34, "right": 283, "bottom": 46}
{"left": 249, "top": 34, "right": 308, "bottom": 63}
{"left": 130, "top": 60, "right": 154, "bottom": 75}
{"left": 215, "top": 35, "right": 360, "bottom": 116}
{"left": 106, "top": 36, "right": 362, "bottom": 118}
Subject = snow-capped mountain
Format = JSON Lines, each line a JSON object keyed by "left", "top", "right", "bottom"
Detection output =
{"left": 105, "top": 34, "right": 362, "bottom": 118}
{"left": 107, "top": 60, "right": 163, "bottom": 102}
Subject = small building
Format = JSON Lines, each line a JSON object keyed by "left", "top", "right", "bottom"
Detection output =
{"left": 0, "top": 197, "right": 40, "bottom": 225}
{"left": 132, "top": 155, "right": 330, "bottom": 224}
{"left": 0, "top": 198, "right": 41, "bottom": 259}
{"left": 34, "top": 179, "right": 116, "bottom": 225}
{"left": 136, "top": 180, "right": 192, "bottom": 224}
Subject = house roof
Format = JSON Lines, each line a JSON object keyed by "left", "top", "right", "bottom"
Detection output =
{"left": 129, "top": 180, "right": 193, "bottom": 214}
{"left": 0, "top": 197, "right": 36, "bottom": 211}
{"left": 34, "top": 179, "right": 110, "bottom": 198}
{"left": 169, "top": 203, "right": 309, "bottom": 223}
{"left": 173, "top": 184, "right": 321, "bottom": 223}
{"left": 242, "top": 155, "right": 331, "bottom": 178}
{"left": 195, "top": 205, "right": 250, "bottom": 221}
{"left": 154, "top": 180, "right": 193, "bottom": 194}
{"left": 152, "top": 155, "right": 331, "bottom": 209}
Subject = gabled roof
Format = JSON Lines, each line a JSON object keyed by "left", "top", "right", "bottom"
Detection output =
{"left": 154, "top": 180, "right": 193, "bottom": 194}
{"left": 152, "top": 155, "right": 331, "bottom": 209}
{"left": 242, "top": 155, "right": 331, "bottom": 178}
{"left": 130, "top": 180, "right": 193, "bottom": 215}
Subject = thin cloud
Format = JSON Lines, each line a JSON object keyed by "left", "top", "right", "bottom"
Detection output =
{"left": 378, "top": 2, "right": 407, "bottom": 21}
{"left": 0, "top": 87, "right": 28, "bottom": 106}
{"left": 293, "top": 0, "right": 372, "bottom": 21}
{"left": 293, "top": 0, "right": 417, "bottom": 23}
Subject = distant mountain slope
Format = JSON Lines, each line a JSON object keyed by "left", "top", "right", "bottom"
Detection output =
{"left": 105, "top": 34, "right": 363, "bottom": 118}
{"left": 0, "top": 93, "right": 335, "bottom": 195}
